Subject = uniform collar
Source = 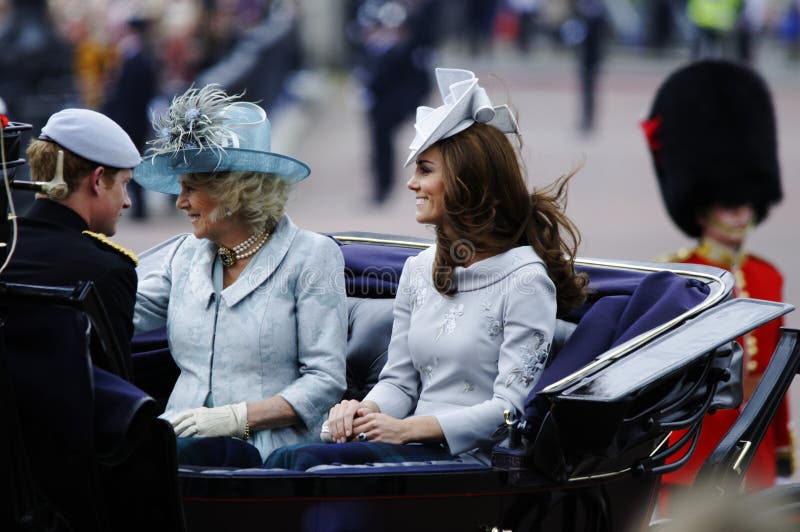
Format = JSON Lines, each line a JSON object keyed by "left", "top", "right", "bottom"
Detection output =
{"left": 24, "top": 199, "right": 89, "bottom": 232}
{"left": 696, "top": 238, "right": 747, "bottom": 269}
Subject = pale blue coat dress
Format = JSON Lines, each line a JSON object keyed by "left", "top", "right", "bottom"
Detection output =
{"left": 364, "top": 245, "right": 556, "bottom": 462}
{"left": 134, "top": 215, "right": 347, "bottom": 461}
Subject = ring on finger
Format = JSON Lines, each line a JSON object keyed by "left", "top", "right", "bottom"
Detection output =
{"left": 357, "top": 432, "right": 367, "bottom": 442}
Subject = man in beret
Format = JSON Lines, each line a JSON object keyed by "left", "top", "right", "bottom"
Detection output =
{"left": 0, "top": 107, "right": 141, "bottom": 368}
{"left": 1, "top": 110, "right": 186, "bottom": 530}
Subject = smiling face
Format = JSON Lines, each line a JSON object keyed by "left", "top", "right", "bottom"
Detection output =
{"left": 407, "top": 145, "right": 447, "bottom": 227}
{"left": 176, "top": 176, "right": 228, "bottom": 242}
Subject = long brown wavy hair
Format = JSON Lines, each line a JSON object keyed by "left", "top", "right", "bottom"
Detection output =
{"left": 432, "top": 122, "right": 588, "bottom": 316}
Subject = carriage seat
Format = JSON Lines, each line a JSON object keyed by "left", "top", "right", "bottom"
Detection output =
{"left": 344, "top": 297, "right": 577, "bottom": 401}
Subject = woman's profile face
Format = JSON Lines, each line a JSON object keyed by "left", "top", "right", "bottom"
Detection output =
{"left": 176, "top": 176, "right": 223, "bottom": 242}
{"left": 407, "top": 145, "right": 446, "bottom": 226}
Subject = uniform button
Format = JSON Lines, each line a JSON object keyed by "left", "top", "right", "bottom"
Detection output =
{"left": 747, "top": 360, "right": 758, "bottom": 372}
{"left": 746, "top": 337, "right": 758, "bottom": 355}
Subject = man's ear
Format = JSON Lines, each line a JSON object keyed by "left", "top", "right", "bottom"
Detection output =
{"left": 89, "top": 166, "right": 106, "bottom": 195}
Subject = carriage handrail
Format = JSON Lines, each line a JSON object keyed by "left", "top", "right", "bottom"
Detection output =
{"left": 695, "top": 328, "right": 800, "bottom": 493}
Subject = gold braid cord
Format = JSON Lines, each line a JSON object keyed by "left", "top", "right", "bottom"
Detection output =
{"left": 82, "top": 231, "right": 138, "bottom": 266}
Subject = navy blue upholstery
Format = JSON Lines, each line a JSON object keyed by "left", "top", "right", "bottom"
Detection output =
{"left": 3, "top": 305, "right": 101, "bottom": 530}
{"left": 345, "top": 297, "right": 394, "bottom": 400}
{"left": 340, "top": 243, "right": 420, "bottom": 298}
{"left": 522, "top": 270, "right": 710, "bottom": 438}
{"left": 130, "top": 333, "right": 178, "bottom": 414}
{"left": 3, "top": 289, "right": 184, "bottom": 531}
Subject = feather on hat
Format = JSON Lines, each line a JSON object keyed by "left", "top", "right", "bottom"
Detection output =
{"left": 134, "top": 85, "right": 309, "bottom": 194}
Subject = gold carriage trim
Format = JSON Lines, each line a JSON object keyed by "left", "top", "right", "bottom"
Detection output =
{"left": 82, "top": 230, "right": 138, "bottom": 266}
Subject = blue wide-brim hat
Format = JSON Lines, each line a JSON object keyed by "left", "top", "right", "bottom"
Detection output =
{"left": 134, "top": 86, "right": 310, "bottom": 195}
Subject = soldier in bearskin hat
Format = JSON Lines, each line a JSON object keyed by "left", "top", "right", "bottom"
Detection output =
{"left": 641, "top": 59, "right": 793, "bottom": 511}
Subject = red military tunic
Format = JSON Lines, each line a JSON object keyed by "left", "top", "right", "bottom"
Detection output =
{"left": 660, "top": 241, "right": 793, "bottom": 496}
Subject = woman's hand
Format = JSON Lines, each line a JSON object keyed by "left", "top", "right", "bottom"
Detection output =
{"left": 351, "top": 413, "right": 410, "bottom": 444}
{"left": 170, "top": 402, "right": 248, "bottom": 438}
{"left": 327, "top": 400, "right": 378, "bottom": 443}
{"left": 353, "top": 414, "right": 445, "bottom": 446}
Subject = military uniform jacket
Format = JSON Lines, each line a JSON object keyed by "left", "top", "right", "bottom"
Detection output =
{"left": 0, "top": 199, "right": 138, "bottom": 367}
{"left": 662, "top": 244, "right": 791, "bottom": 490}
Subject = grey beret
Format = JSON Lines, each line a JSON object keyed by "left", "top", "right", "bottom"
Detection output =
{"left": 40, "top": 108, "right": 141, "bottom": 168}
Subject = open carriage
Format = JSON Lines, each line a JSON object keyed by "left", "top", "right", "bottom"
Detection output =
{"left": 5, "top": 226, "right": 798, "bottom": 531}
{"left": 2, "top": 123, "right": 799, "bottom": 532}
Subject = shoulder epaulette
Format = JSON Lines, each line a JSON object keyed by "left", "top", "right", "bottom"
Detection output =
{"left": 82, "top": 230, "right": 138, "bottom": 266}
{"left": 655, "top": 247, "right": 693, "bottom": 263}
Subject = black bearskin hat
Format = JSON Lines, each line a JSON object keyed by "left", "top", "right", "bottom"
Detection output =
{"left": 642, "top": 60, "right": 782, "bottom": 238}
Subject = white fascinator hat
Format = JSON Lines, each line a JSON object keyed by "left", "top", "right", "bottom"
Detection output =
{"left": 404, "top": 68, "right": 519, "bottom": 166}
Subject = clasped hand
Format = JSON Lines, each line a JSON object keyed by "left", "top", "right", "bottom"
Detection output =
{"left": 326, "top": 399, "right": 408, "bottom": 444}
{"left": 170, "top": 402, "right": 248, "bottom": 438}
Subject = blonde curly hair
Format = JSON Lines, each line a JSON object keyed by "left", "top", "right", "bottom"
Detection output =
{"left": 183, "top": 171, "right": 292, "bottom": 233}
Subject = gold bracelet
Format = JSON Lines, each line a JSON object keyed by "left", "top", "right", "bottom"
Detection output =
{"left": 243, "top": 422, "right": 251, "bottom": 440}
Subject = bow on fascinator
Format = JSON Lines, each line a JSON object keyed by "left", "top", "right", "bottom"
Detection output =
{"left": 405, "top": 68, "right": 519, "bottom": 166}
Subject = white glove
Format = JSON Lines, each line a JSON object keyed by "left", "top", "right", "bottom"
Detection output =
{"left": 170, "top": 402, "right": 248, "bottom": 438}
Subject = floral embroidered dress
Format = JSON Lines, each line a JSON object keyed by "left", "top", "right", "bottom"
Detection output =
{"left": 365, "top": 245, "right": 557, "bottom": 460}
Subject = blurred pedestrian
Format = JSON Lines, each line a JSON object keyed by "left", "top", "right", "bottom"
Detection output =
{"left": 65, "top": 15, "right": 117, "bottom": 109}
{"left": 687, "top": 0, "right": 744, "bottom": 60}
{"left": 563, "top": 0, "right": 606, "bottom": 133}
{"left": 102, "top": 16, "right": 157, "bottom": 220}
{"left": 645, "top": 0, "right": 677, "bottom": 53}
{"left": 465, "top": 0, "right": 499, "bottom": 56}
{"left": 508, "top": 0, "right": 541, "bottom": 54}
{"left": 349, "top": 0, "right": 439, "bottom": 204}
{"left": 641, "top": 59, "right": 794, "bottom": 513}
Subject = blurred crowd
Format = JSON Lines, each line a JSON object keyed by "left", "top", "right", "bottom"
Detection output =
{"left": 0, "top": 0, "right": 292, "bottom": 217}
{"left": 3, "top": 0, "right": 800, "bottom": 210}
{"left": 0, "top": 0, "right": 284, "bottom": 114}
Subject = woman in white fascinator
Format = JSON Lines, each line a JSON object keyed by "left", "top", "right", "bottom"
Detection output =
{"left": 132, "top": 85, "right": 347, "bottom": 467}
{"left": 267, "top": 69, "right": 588, "bottom": 469}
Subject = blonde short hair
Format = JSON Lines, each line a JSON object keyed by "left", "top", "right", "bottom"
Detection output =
{"left": 185, "top": 171, "right": 292, "bottom": 233}
{"left": 26, "top": 139, "right": 122, "bottom": 195}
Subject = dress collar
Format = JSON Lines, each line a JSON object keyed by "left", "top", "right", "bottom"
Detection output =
{"left": 218, "top": 214, "right": 299, "bottom": 307}
{"left": 452, "top": 246, "right": 545, "bottom": 292}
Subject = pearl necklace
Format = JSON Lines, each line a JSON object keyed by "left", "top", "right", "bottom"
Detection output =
{"left": 218, "top": 229, "right": 270, "bottom": 268}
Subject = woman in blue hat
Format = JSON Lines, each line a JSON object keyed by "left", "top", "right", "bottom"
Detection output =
{"left": 133, "top": 85, "right": 347, "bottom": 466}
